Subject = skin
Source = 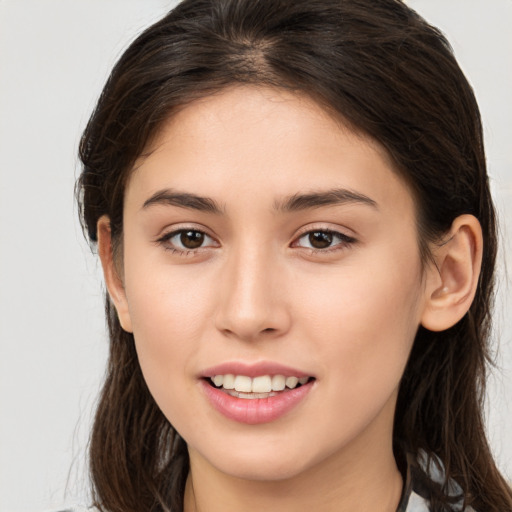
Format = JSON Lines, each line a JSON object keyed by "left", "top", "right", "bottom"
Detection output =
{"left": 98, "top": 86, "right": 483, "bottom": 512}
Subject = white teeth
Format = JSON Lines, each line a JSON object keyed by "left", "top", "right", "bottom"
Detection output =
{"left": 227, "top": 390, "right": 277, "bottom": 399}
{"left": 285, "top": 376, "right": 299, "bottom": 389}
{"left": 271, "top": 374, "right": 286, "bottom": 391}
{"left": 212, "top": 375, "right": 224, "bottom": 387}
{"left": 222, "top": 374, "right": 235, "bottom": 389}
{"left": 234, "top": 375, "right": 252, "bottom": 392}
{"left": 252, "top": 375, "right": 272, "bottom": 393}
{"left": 210, "top": 374, "right": 310, "bottom": 393}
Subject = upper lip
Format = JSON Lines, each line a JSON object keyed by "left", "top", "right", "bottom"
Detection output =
{"left": 200, "top": 361, "right": 313, "bottom": 379}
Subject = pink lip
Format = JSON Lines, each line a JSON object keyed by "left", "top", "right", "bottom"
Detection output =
{"left": 200, "top": 379, "right": 314, "bottom": 425}
{"left": 200, "top": 361, "right": 312, "bottom": 378}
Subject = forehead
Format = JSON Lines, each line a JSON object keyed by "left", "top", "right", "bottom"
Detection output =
{"left": 127, "top": 86, "right": 414, "bottom": 218}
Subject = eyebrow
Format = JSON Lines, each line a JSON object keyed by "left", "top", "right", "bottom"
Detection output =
{"left": 142, "top": 189, "right": 225, "bottom": 214}
{"left": 141, "top": 187, "right": 378, "bottom": 214}
{"left": 273, "top": 188, "right": 378, "bottom": 212}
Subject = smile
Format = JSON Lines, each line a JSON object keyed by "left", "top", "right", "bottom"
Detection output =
{"left": 209, "top": 374, "right": 311, "bottom": 398}
{"left": 200, "top": 365, "right": 315, "bottom": 424}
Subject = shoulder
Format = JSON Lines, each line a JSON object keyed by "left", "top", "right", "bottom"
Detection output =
{"left": 400, "top": 451, "right": 478, "bottom": 512}
{"left": 403, "top": 489, "right": 477, "bottom": 512}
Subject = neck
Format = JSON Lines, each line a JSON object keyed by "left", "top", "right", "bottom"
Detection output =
{"left": 183, "top": 407, "right": 403, "bottom": 512}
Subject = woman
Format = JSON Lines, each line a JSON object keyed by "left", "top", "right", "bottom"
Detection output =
{"left": 76, "top": 0, "right": 512, "bottom": 510}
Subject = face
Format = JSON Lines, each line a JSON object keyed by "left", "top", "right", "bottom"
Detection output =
{"left": 111, "top": 86, "right": 431, "bottom": 482}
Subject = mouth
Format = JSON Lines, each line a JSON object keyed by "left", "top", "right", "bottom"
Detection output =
{"left": 200, "top": 362, "right": 316, "bottom": 424}
{"left": 205, "top": 374, "right": 315, "bottom": 399}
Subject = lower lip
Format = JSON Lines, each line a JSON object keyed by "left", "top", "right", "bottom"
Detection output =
{"left": 200, "top": 380, "right": 314, "bottom": 425}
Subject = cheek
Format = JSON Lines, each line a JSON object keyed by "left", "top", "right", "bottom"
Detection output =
{"left": 297, "top": 244, "right": 423, "bottom": 401}
{"left": 122, "top": 251, "right": 217, "bottom": 411}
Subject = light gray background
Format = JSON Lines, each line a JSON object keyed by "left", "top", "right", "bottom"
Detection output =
{"left": 0, "top": 1, "right": 510, "bottom": 511}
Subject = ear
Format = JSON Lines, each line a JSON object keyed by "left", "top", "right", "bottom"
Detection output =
{"left": 421, "top": 214, "right": 483, "bottom": 332}
{"left": 97, "top": 216, "right": 133, "bottom": 333}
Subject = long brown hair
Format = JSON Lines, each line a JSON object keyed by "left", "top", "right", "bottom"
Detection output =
{"left": 77, "top": 1, "right": 512, "bottom": 511}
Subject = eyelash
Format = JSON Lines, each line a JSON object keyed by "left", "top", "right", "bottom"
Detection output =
{"left": 293, "top": 229, "right": 357, "bottom": 254}
{"left": 156, "top": 228, "right": 218, "bottom": 256}
{"left": 156, "top": 227, "right": 357, "bottom": 256}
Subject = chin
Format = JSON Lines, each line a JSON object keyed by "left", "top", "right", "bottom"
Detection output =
{"left": 216, "top": 456, "right": 310, "bottom": 482}
{"left": 191, "top": 435, "right": 326, "bottom": 483}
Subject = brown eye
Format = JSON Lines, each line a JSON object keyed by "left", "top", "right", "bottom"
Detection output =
{"left": 158, "top": 228, "right": 217, "bottom": 253}
{"left": 293, "top": 229, "right": 356, "bottom": 252}
{"left": 308, "top": 231, "right": 333, "bottom": 249}
{"left": 180, "top": 230, "right": 205, "bottom": 249}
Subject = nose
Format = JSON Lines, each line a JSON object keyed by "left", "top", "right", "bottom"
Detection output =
{"left": 214, "top": 245, "right": 291, "bottom": 342}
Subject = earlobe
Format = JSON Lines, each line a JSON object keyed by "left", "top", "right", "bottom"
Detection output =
{"left": 421, "top": 214, "right": 483, "bottom": 332}
{"left": 97, "top": 216, "right": 133, "bottom": 333}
